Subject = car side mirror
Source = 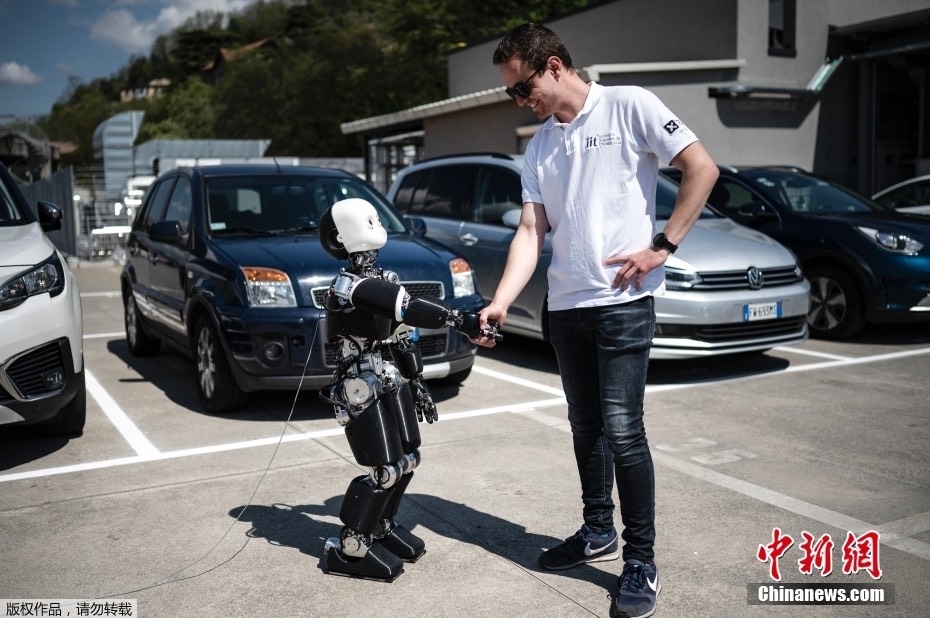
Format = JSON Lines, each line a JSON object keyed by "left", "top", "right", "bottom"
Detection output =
{"left": 501, "top": 209, "right": 522, "bottom": 229}
{"left": 405, "top": 215, "right": 428, "bottom": 236}
{"left": 150, "top": 220, "right": 183, "bottom": 243}
{"left": 736, "top": 202, "right": 777, "bottom": 224}
{"left": 37, "top": 201, "right": 62, "bottom": 232}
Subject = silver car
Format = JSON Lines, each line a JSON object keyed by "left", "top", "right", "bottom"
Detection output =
{"left": 387, "top": 154, "right": 810, "bottom": 359}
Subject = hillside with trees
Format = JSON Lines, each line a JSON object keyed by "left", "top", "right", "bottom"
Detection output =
{"left": 38, "top": 0, "right": 593, "bottom": 167}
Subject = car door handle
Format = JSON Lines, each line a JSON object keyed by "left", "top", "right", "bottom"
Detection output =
{"left": 460, "top": 233, "right": 478, "bottom": 246}
{"left": 149, "top": 254, "right": 159, "bottom": 264}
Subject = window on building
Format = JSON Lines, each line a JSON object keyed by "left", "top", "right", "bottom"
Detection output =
{"left": 768, "top": 0, "right": 796, "bottom": 58}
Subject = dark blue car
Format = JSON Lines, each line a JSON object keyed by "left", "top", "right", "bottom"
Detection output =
{"left": 120, "top": 164, "right": 483, "bottom": 412}
{"left": 664, "top": 165, "right": 930, "bottom": 339}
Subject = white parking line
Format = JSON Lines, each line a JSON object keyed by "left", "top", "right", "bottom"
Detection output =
{"left": 85, "top": 369, "right": 159, "bottom": 457}
{"left": 6, "top": 345, "right": 930, "bottom": 565}
{"left": 80, "top": 292, "right": 122, "bottom": 298}
{"left": 652, "top": 451, "right": 930, "bottom": 562}
{"left": 84, "top": 332, "right": 126, "bottom": 340}
{"left": 774, "top": 345, "right": 852, "bottom": 360}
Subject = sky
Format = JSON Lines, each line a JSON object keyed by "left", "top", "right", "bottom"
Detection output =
{"left": 0, "top": 0, "right": 256, "bottom": 120}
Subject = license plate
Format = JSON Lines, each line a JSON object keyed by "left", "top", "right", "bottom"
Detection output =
{"left": 743, "top": 301, "right": 782, "bottom": 321}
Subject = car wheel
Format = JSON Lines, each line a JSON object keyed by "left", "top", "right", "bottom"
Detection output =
{"left": 39, "top": 370, "right": 86, "bottom": 437}
{"left": 436, "top": 366, "right": 472, "bottom": 385}
{"left": 806, "top": 265, "right": 866, "bottom": 340}
{"left": 194, "top": 315, "right": 249, "bottom": 413}
{"left": 124, "top": 293, "right": 161, "bottom": 356}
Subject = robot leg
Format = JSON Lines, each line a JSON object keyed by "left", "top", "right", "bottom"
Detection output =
{"left": 374, "top": 470, "right": 425, "bottom": 562}
{"left": 323, "top": 397, "right": 408, "bottom": 581}
{"left": 323, "top": 475, "right": 405, "bottom": 581}
{"left": 372, "top": 383, "right": 425, "bottom": 562}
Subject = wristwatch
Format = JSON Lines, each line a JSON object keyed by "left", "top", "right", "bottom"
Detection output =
{"left": 652, "top": 232, "right": 678, "bottom": 254}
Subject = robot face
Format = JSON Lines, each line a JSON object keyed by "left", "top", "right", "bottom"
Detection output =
{"left": 331, "top": 198, "right": 388, "bottom": 253}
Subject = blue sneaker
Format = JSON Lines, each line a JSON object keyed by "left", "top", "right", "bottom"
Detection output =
{"left": 612, "top": 560, "right": 660, "bottom": 618}
{"left": 538, "top": 524, "right": 619, "bottom": 570}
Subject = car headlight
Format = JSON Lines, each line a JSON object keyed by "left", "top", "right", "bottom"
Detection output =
{"left": 664, "top": 266, "right": 703, "bottom": 291}
{"left": 0, "top": 252, "right": 65, "bottom": 311}
{"left": 856, "top": 226, "right": 924, "bottom": 255}
{"left": 240, "top": 267, "right": 297, "bottom": 307}
{"left": 450, "top": 258, "right": 476, "bottom": 298}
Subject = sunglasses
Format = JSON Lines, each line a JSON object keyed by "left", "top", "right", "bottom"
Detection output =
{"left": 505, "top": 68, "right": 544, "bottom": 100}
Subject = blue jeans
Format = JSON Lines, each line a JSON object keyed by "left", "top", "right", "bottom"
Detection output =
{"left": 548, "top": 296, "right": 656, "bottom": 563}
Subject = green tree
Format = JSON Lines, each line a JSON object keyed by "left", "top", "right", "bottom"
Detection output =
{"left": 135, "top": 78, "right": 217, "bottom": 142}
{"left": 37, "top": 0, "right": 595, "bottom": 159}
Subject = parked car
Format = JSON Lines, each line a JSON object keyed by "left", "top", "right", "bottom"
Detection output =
{"left": 664, "top": 165, "right": 930, "bottom": 339}
{"left": 120, "top": 164, "right": 484, "bottom": 413}
{"left": 386, "top": 154, "right": 810, "bottom": 359}
{"left": 873, "top": 175, "right": 930, "bottom": 216}
{"left": 0, "top": 162, "right": 85, "bottom": 436}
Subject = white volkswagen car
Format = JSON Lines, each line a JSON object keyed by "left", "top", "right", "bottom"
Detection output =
{"left": 387, "top": 154, "right": 811, "bottom": 358}
{"left": 0, "top": 162, "right": 85, "bottom": 436}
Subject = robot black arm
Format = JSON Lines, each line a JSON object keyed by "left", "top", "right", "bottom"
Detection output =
{"left": 330, "top": 272, "right": 502, "bottom": 341}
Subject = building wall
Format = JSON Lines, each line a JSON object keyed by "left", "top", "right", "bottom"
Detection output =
{"left": 424, "top": 103, "right": 537, "bottom": 157}
{"left": 430, "top": 0, "right": 930, "bottom": 187}
{"left": 449, "top": 0, "right": 738, "bottom": 97}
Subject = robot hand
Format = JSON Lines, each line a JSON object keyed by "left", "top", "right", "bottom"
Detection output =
{"left": 453, "top": 310, "right": 503, "bottom": 342}
{"left": 411, "top": 378, "right": 438, "bottom": 424}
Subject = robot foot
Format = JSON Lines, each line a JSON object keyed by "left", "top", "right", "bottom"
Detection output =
{"left": 322, "top": 538, "right": 405, "bottom": 582}
{"left": 379, "top": 524, "right": 426, "bottom": 563}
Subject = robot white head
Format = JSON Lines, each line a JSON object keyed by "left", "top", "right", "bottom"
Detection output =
{"left": 320, "top": 198, "right": 388, "bottom": 259}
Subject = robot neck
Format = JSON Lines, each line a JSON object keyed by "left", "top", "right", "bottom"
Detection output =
{"left": 347, "top": 250, "right": 380, "bottom": 276}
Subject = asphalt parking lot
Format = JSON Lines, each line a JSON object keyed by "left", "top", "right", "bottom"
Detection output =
{"left": 2, "top": 259, "right": 929, "bottom": 617}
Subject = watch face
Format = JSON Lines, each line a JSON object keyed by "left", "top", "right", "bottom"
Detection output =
{"left": 653, "top": 233, "right": 676, "bottom": 252}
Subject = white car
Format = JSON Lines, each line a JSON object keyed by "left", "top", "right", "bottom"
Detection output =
{"left": 0, "top": 162, "right": 85, "bottom": 436}
{"left": 387, "top": 154, "right": 811, "bottom": 358}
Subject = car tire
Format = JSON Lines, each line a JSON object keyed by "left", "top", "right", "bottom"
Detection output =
{"left": 124, "top": 293, "right": 161, "bottom": 356}
{"left": 194, "top": 315, "right": 249, "bottom": 413}
{"left": 39, "top": 369, "right": 86, "bottom": 437}
{"left": 806, "top": 265, "right": 866, "bottom": 340}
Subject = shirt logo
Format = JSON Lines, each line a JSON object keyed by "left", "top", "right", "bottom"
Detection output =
{"left": 664, "top": 120, "right": 680, "bottom": 135}
{"left": 584, "top": 132, "right": 621, "bottom": 150}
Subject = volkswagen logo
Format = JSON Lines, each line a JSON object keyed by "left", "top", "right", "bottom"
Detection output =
{"left": 747, "top": 267, "right": 764, "bottom": 290}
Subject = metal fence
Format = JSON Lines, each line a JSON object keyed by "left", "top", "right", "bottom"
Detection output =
{"left": 17, "top": 165, "right": 132, "bottom": 261}
{"left": 17, "top": 167, "right": 78, "bottom": 257}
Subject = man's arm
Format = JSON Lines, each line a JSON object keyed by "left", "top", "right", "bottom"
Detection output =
{"left": 475, "top": 201, "right": 548, "bottom": 347}
{"left": 604, "top": 141, "right": 718, "bottom": 290}
{"left": 662, "top": 141, "right": 719, "bottom": 247}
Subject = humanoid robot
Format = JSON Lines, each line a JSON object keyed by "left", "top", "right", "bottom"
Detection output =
{"left": 317, "top": 198, "right": 500, "bottom": 581}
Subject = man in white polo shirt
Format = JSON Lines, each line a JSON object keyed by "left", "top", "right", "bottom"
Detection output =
{"left": 475, "top": 22, "right": 718, "bottom": 618}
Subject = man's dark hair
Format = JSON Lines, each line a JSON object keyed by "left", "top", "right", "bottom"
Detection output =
{"left": 492, "top": 22, "right": 574, "bottom": 71}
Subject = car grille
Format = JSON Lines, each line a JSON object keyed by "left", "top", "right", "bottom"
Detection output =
{"left": 310, "top": 281, "right": 445, "bottom": 308}
{"left": 324, "top": 334, "right": 448, "bottom": 366}
{"left": 2, "top": 341, "right": 66, "bottom": 399}
{"left": 694, "top": 266, "right": 801, "bottom": 290}
{"left": 658, "top": 316, "right": 807, "bottom": 343}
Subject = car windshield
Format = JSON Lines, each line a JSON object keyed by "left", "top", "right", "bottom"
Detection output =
{"left": 742, "top": 170, "right": 889, "bottom": 215}
{"left": 656, "top": 174, "right": 716, "bottom": 220}
{"left": 206, "top": 175, "right": 407, "bottom": 236}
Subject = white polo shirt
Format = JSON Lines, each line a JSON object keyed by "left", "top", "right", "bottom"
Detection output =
{"left": 522, "top": 82, "right": 698, "bottom": 311}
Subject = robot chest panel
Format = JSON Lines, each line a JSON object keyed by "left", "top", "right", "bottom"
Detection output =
{"left": 326, "top": 309, "right": 396, "bottom": 341}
